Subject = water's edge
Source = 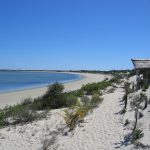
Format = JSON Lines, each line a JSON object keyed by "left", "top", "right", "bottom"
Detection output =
{"left": 0, "top": 72, "right": 85, "bottom": 94}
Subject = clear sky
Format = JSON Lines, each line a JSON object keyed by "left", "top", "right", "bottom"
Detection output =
{"left": 0, "top": 0, "right": 150, "bottom": 70}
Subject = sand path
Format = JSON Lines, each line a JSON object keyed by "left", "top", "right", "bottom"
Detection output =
{"left": 56, "top": 88, "right": 130, "bottom": 150}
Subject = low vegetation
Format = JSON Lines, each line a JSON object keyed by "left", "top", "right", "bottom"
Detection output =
{"left": 0, "top": 101, "right": 40, "bottom": 127}
{"left": 131, "top": 129, "right": 144, "bottom": 143}
{"left": 69, "top": 76, "right": 121, "bottom": 97}
{"left": 62, "top": 95, "right": 103, "bottom": 131}
{"left": 122, "top": 89, "right": 149, "bottom": 147}
{"left": 0, "top": 77, "right": 119, "bottom": 128}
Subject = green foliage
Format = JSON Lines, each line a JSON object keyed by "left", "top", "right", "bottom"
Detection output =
{"left": 130, "top": 93, "right": 148, "bottom": 110}
{"left": 62, "top": 95, "right": 103, "bottom": 131}
{"left": 131, "top": 129, "right": 144, "bottom": 143}
{"left": 90, "top": 94, "right": 103, "bottom": 108}
{"left": 81, "top": 80, "right": 112, "bottom": 95}
{"left": 32, "top": 82, "right": 66, "bottom": 110}
{"left": 62, "top": 109, "right": 80, "bottom": 131}
{"left": 80, "top": 96, "right": 91, "bottom": 105}
{"left": 109, "top": 76, "right": 121, "bottom": 84}
{"left": 62, "top": 103, "right": 92, "bottom": 131}
{"left": 142, "top": 83, "right": 150, "bottom": 92}
{"left": 134, "top": 142, "right": 150, "bottom": 149}
{"left": 68, "top": 77, "right": 119, "bottom": 97}
{"left": 76, "top": 104, "right": 92, "bottom": 118}
{"left": 69, "top": 89, "right": 84, "bottom": 97}
{"left": 65, "top": 94, "right": 78, "bottom": 107}
{"left": 0, "top": 104, "right": 38, "bottom": 127}
{"left": 0, "top": 77, "right": 118, "bottom": 128}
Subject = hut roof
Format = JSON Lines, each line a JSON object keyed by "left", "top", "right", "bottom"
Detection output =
{"left": 132, "top": 59, "right": 150, "bottom": 69}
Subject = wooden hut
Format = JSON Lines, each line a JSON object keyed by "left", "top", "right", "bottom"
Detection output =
{"left": 132, "top": 59, "right": 150, "bottom": 90}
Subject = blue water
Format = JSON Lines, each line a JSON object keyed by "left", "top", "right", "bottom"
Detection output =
{"left": 0, "top": 71, "right": 82, "bottom": 93}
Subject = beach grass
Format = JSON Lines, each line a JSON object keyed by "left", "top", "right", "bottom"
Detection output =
{"left": 0, "top": 77, "right": 119, "bottom": 128}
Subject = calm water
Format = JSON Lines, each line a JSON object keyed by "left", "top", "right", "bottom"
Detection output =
{"left": 0, "top": 71, "right": 82, "bottom": 93}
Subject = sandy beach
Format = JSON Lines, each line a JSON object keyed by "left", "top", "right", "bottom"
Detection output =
{"left": 0, "top": 72, "right": 109, "bottom": 108}
{"left": 0, "top": 74, "right": 150, "bottom": 150}
{"left": 0, "top": 75, "right": 132, "bottom": 150}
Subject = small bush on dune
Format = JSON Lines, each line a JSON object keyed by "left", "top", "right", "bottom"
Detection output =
{"left": 130, "top": 93, "right": 148, "bottom": 111}
{"left": 62, "top": 103, "right": 92, "bottom": 131}
{"left": 81, "top": 79, "right": 113, "bottom": 95}
{"left": 32, "top": 82, "right": 78, "bottom": 110}
{"left": 62, "top": 94, "right": 103, "bottom": 131}
{"left": 69, "top": 90, "right": 84, "bottom": 97}
{"left": 42, "top": 82, "right": 66, "bottom": 109}
{"left": 142, "top": 83, "right": 149, "bottom": 92}
{"left": 76, "top": 90, "right": 84, "bottom": 97}
{"left": 65, "top": 94, "right": 78, "bottom": 107}
{"left": 76, "top": 104, "right": 92, "bottom": 119}
{"left": 109, "top": 76, "right": 121, "bottom": 84}
{"left": 31, "top": 97, "right": 47, "bottom": 110}
{"left": 90, "top": 94, "right": 103, "bottom": 108}
{"left": 62, "top": 109, "right": 80, "bottom": 131}
{"left": 32, "top": 82, "right": 67, "bottom": 110}
{"left": 0, "top": 104, "right": 38, "bottom": 127}
{"left": 12, "top": 107, "right": 38, "bottom": 124}
{"left": 80, "top": 96, "right": 91, "bottom": 105}
{"left": 81, "top": 83, "right": 100, "bottom": 95}
{"left": 44, "top": 82, "right": 64, "bottom": 98}
{"left": 131, "top": 129, "right": 144, "bottom": 143}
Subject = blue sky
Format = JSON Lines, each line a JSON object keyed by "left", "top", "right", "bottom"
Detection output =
{"left": 0, "top": 0, "right": 150, "bottom": 70}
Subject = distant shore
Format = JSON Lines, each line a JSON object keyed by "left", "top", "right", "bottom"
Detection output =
{"left": 0, "top": 72, "right": 110, "bottom": 108}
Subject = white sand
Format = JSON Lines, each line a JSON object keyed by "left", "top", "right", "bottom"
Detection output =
{"left": 0, "top": 73, "right": 109, "bottom": 108}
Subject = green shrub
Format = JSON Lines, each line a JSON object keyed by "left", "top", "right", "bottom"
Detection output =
{"left": 81, "top": 83, "right": 100, "bottom": 95}
{"left": 90, "top": 94, "right": 103, "bottom": 108}
{"left": 69, "top": 89, "right": 84, "bottom": 97}
{"left": 142, "top": 83, "right": 149, "bottom": 92}
{"left": 65, "top": 94, "right": 78, "bottom": 107}
{"left": 134, "top": 142, "right": 150, "bottom": 149}
{"left": 131, "top": 129, "right": 144, "bottom": 143}
{"left": 62, "top": 109, "right": 80, "bottom": 131}
{"left": 0, "top": 104, "right": 38, "bottom": 127}
{"left": 75, "top": 104, "right": 92, "bottom": 119}
{"left": 12, "top": 107, "right": 38, "bottom": 124}
{"left": 32, "top": 82, "right": 67, "bottom": 110}
{"left": 81, "top": 80, "right": 112, "bottom": 95}
{"left": 80, "top": 96, "right": 91, "bottom": 105}
{"left": 130, "top": 93, "right": 148, "bottom": 110}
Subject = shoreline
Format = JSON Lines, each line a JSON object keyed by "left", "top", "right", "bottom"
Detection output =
{"left": 0, "top": 72, "right": 110, "bottom": 108}
{"left": 0, "top": 72, "right": 85, "bottom": 95}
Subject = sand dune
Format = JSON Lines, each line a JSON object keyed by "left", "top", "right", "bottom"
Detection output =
{"left": 0, "top": 84, "right": 133, "bottom": 150}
